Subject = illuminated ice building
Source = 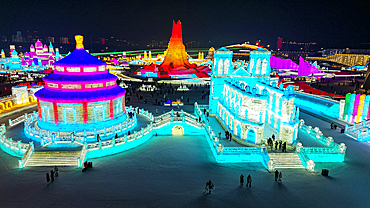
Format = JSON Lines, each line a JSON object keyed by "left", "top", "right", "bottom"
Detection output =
{"left": 209, "top": 47, "right": 299, "bottom": 144}
{"left": 31, "top": 35, "right": 132, "bottom": 143}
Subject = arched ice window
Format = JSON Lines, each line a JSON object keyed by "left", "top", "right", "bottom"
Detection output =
{"left": 261, "top": 59, "right": 267, "bottom": 75}
{"left": 218, "top": 59, "right": 223, "bottom": 75}
{"left": 256, "top": 59, "right": 261, "bottom": 74}
{"left": 249, "top": 59, "right": 254, "bottom": 73}
{"left": 224, "top": 59, "right": 229, "bottom": 75}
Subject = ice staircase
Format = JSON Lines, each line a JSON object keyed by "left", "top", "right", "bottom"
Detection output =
{"left": 268, "top": 153, "right": 305, "bottom": 169}
{"left": 25, "top": 149, "right": 82, "bottom": 167}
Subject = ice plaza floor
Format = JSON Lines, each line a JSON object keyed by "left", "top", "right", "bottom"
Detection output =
{"left": 0, "top": 111, "right": 369, "bottom": 207}
{"left": 1, "top": 84, "right": 370, "bottom": 207}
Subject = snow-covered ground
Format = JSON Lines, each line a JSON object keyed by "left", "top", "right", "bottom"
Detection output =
{"left": 0, "top": 111, "right": 369, "bottom": 207}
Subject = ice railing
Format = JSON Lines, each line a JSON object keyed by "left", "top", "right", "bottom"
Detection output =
{"left": 194, "top": 102, "right": 264, "bottom": 157}
{"left": 152, "top": 109, "right": 204, "bottom": 129}
{"left": 86, "top": 108, "right": 203, "bottom": 151}
{"left": 261, "top": 145, "right": 270, "bottom": 170}
{"left": 344, "top": 120, "right": 370, "bottom": 141}
{"left": 23, "top": 107, "right": 142, "bottom": 146}
{"left": 294, "top": 91, "right": 340, "bottom": 106}
{"left": 299, "top": 119, "right": 340, "bottom": 148}
{"left": 18, "top": 142, "right": 34, "bottom": 168}
{"left": 0, "top": 122, "right": 31, "bottom": 159}
{"left": 86, "top": 122, "right": 153, "bottom": 150}
{"left": 297, "top": 120, "right": 347, "bottom": 170}
{"left": 77, "top": 145, "right": 87, "bottom": 167}
{"left": 9, "top": 114, "right": 26, "bottom": 127}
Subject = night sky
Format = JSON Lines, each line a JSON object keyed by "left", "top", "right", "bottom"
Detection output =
{"left": 1, "top": 0, "right": 370, "bottom": 48}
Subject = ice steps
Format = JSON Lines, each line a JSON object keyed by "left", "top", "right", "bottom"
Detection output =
{"left": 25, "top": 151, "right": 81, "bottom": 167}
{"left": 268, "top": 153, "right": 305, "bottom": 169}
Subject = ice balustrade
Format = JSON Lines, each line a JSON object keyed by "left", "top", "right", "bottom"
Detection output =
{"left": 260, "top": 145, "right": 270, "bottom": 170}
{"left": 194, "top": 102, "right": 264, "bottom": 157}
{"left": 299, "top": 119, "right": 340, "bottom": 147}
{"left": 296, "top": 142, "right": 315, "bottom": 171}
{"left": 297, "top": 120, "right": 346, "bottom": 167}
{"left": 77, "top": 145, "right": 87, "bottom": 167}
{"left": 24, "top": 107, "right": 140, "bottom": 146}
{"left": 85, "top": 108, "right": 203, "bottom": 151}
{"left": 18, "top": 142, "right": 34, "bottom": 168}
{"left": 345, "top": 120, "right": 370, "bottom": 141}
{"left": 86, "top": 122, "right": 153, "bottom": 150}
{"left": 151, "top": 109, "right": 204, "bottom": 129}
{"left": 0, "top": 123, "right": 30, "bottom": 159}
{"left": 9, "top": 114, "right": 26, "bottom": 127}
{"left": 295, "top": 91, "right": 339, "bottom": 106}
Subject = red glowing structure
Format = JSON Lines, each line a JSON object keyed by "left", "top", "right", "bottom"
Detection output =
{"left": 160, "top": 21, "right": 195, "bottom": 69}
{"left": 136, "top": 21, "right": 210, "bottom": 78}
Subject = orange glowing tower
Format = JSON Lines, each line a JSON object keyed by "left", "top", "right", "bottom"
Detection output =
{"left": 136, "top": 20, "right": 210, "bottom": 78}
{"left": 159, "top": 20, "right": 196, "bottom": 70}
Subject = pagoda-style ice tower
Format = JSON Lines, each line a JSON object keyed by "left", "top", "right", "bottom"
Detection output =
{"left": 34, "top": 35, "right": 128, "bottom": 139}
{"left": 137, "top": 21, "right": 210, "bottom": 78}
{"left": 159, "top": 20, "right": 195, "bottom": 69}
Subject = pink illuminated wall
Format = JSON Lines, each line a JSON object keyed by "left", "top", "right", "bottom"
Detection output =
{"left": 270, "top": 55, "right": 298, "bottom": 70}
{"left": 297, "top": 57, "right": 321, "bottom": 76}
{"left": 270, "top": 55, "right": 321, "bottom": 76}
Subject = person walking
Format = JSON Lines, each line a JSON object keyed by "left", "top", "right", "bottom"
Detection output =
{"left": 270, "top": 142, "right": 273, "bottom": 151}
{"left": 46, "top": 173, "right": 50, "bottom": 183}
{"left": 279, "top": 141, "right": 282, "bottom": 150}
{"left": 330, "top": 123, "right": 334, "bottom": 130}
{"left": 275, "top": 170, "right": 279, "bottom": 181}
{"left": 218, "top": 132, "right": 222, "bottom": 139}
{"left": 50, "top": 170, "right": 55, "bottom": 182}
{"left": 275, "top": 141, "right": 278, "bottom": 150}
{"left": 240, "top": 174, "right": 244, "bottom": 186}
{"left": 283, "top": 142, "right": 287, "bottom": 152}
{"left": 205, "top": 180, "right": 214, "bottom": 194}
{"left": 246, "top": 175, "right": 252, "bottom": 187}
{"left": 278, "top": 172, "right": 282, "bottom": 182}
{"left": 54, "top": 166, "right": 59, "bottom": 177}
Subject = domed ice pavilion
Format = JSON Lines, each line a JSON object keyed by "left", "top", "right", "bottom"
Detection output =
{"left": 33, "top": 35, "right": 130, "bottom": 141}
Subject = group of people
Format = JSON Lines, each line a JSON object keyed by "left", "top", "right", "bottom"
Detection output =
{"left": 275, "top": 170, "right": 282, "bottom": 182}
{"left": 267, "top": 137, "right": 287, "bottom": 152}
{"left": 225, "top": 131, "right": 232, "bottom": 141}
{"left": 330, "top": 123, "right": 337, "bottom": 130}
{"left": 128, "top": 111, "right": 135, "bottom": 119}
{"left": 240, "top": 174, "right": 252, "bottom": 187}
{"left": 46, "top": 166, "right": 59, "bottom": 183}
{"left": 206, "top": 172, "right": 282, "bottom": 194}
{"left": 127, "top": 82, "right": 205, "bottom": 106}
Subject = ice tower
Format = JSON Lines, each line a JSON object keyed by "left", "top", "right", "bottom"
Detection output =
{"left": 137, "top": 21, "right": 210, "bottom": 78}
{"left": 209, "top": 47, "right": 233, "bottom": 114}
{"left": 159, "top": 21, "right": 195, "bottom": 69}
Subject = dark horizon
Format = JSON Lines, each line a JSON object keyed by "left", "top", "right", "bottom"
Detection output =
{"left": 1, "top": 0, "right": 369, "bottom": 49}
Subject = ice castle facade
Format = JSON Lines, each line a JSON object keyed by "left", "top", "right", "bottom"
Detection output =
{"left": 209, "top": 47, "right": 299, "bottom": 144}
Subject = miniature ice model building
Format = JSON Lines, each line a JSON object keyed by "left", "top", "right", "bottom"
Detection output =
{"left": 33, "top": 35, "right": 129, "bottom": 141}
{"left": 209, "top": 47, "right": 299, "bottom": 144}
